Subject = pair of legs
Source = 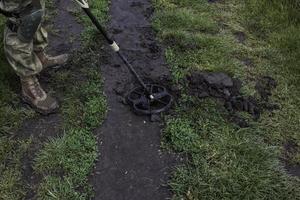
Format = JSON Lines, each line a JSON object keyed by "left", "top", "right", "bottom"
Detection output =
{"left": 2, "top": 0, "right": 68, "bottom": 114}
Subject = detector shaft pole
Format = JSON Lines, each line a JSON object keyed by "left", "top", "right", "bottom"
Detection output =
{"left": 82, "top": 8, "right": 113, "bottom": 44}
{"left": 116, "top": 52, "right": 149, "bottom": 90}
{"left": 82, "top": 7, "right": 149, "bottom": 93}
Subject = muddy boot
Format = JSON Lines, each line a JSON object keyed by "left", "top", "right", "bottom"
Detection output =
{"left": 36, "top": 51, "right": 69, "bottom": 69}
{"left": 21, "top": 76, "right": 59, "bottom": 115}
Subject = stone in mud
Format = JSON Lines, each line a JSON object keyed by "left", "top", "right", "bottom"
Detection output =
{"left": 202, "top": 72, "right": 234, "bottom": 88}
{"left": 223, "top": 88, "right": 231, "bottom": 98}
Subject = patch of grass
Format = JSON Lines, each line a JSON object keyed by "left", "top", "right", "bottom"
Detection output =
{"left": 37, "top": 176, "right": 87, "bottom": 200}
{"left": 0, "top": 137, "right": 32, "bottom": 200}
{"left": 153, "top": 0, "right": 300, "bottom": 199}
{"left": 164, "top": 99, "right": 300, "bottom": 199}
{"left": 153, "top": 0, "right": 244, "bottom": 83}
{"left": 34, "top": 129, "right": 97, "bottom": 186}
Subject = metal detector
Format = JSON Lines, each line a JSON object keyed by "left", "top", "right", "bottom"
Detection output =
{"left": 73, "top": 0, "right": 173, "bottom": 115}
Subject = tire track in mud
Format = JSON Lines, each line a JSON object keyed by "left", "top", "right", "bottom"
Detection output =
{"left": 92, "top": 0, "right": 177, "bottom": 199}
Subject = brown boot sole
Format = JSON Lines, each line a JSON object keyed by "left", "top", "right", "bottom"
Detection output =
{"left": 22, "top": 96, "right": 59, "bottom": 116}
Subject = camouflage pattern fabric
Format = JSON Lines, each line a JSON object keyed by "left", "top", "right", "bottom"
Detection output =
{"left": 1, "top": 0, "right": 48, "bottom": 77}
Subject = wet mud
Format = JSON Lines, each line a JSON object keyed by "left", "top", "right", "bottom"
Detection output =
{"left": 187, "top": 72, "right": 278, "bottom": 127}
{"left": 47, "top": 0, "right": 83, "bottom": 54}
{"left": 91, "top": 0, "right": 178, "bottom": 199}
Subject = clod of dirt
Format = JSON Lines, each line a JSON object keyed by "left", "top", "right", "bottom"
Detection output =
{"left": 187, "top": 72, "right": 241, "bottom": 99}
{"left": 187, "top": 71, "right": 278, "bottom": 126}
{"left": 229, "top": 114, "right": 249, "bottom": 128}
{"left": 283, "top": 140, "right": 300, "bottom": 178}
{"left": 234, "top": 31, "right": 247, "bottom": 43}
{"left": 255, "top": 76, "right": 277, "bottom": 102}
{"left": 242, "top": 58, "right": 253, "bottom": 67}
{"left": 203, "top": 72, "right": 234, "bottom": 88}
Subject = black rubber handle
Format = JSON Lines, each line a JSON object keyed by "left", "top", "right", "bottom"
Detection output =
{"left": 82, "top": 7, "right": 114, "bottom": 44}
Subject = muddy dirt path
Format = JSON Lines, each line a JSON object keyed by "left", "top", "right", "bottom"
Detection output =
{"left": 92, "top": 0, "right": 177, "bottom": 199}
{"left": 47, "top": 0, "right": 83, "bottom": 54}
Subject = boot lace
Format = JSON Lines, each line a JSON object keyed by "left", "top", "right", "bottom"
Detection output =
{"left": 28, "top": 78, "right": 46, "bottom": 100}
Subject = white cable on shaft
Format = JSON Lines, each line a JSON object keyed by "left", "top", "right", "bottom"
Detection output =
{"left": 110, "top": 41, "right": 120, "bottom": 52}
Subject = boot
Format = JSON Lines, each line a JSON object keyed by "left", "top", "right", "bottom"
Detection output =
{"left": 21, "top": 76, "right": 59, "bottom": 115}
{"left": 36, "top": 51, "right": 69, "bottom": 69}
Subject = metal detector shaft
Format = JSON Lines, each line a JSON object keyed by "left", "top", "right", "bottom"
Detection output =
{"left": 81, "top": 7, "right": 149, "bottom": 92}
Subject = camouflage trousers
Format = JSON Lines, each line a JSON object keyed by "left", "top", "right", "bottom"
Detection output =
{"left": 1, "top": 0, "right": 48, "bottom": 77}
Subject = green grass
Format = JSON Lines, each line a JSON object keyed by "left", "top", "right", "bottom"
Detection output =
{"left": 0, "top": 137, "right": 33, "bottom": 200}
{"left": 0, "top": 0, "right": 109, "bottom": 199}
{"left": 153, "top": 0, "right": 300, "bottom": 199}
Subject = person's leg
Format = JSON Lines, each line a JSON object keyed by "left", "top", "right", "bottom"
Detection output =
{"left": 4, "top": 26, "right": 59, "bottom": 114}
{"left": 33, "top": 0, "right": 69, "bottom": 69}
{"left": 34, "top": 26, "right": 69, "bottom": 69}
{"left": 4, "top": 26, "right": 43, "bottom": 77}
{"left": 33, "top": 0, "right": 48, "bottom": 52}
{"left": 3, "top": 0, "right": 60, "bottom": 114}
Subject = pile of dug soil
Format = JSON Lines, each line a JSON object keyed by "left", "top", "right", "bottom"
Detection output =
{"left": 187, "top": 72, "right": 278, "bottom": 127}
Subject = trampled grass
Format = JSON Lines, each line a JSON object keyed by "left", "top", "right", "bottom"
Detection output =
{"left": 153, "top": 0, "right": 300, "bottom": 199}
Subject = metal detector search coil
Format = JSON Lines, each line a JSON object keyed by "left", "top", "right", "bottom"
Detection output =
{"left": 127, "top": 84, "right": 173, "bottom": 115}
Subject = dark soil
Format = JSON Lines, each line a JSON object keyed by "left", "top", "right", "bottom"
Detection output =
{"left": 283, "top": 141, "right": 300, "bottom": 178}
{"left": 242, "top": 58, "right": 253, "bottom": 67}
{"left": 47, "top": 0, "right": 83, "bottom": 55}
{"left": 91, "top": 0, "right": 178, "bottom": 199}
{"left": 187, "top": 72, "right": 278, "bottom": 127}
{"left": 234, "top": 31, "right": 247, "bottom": 44}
